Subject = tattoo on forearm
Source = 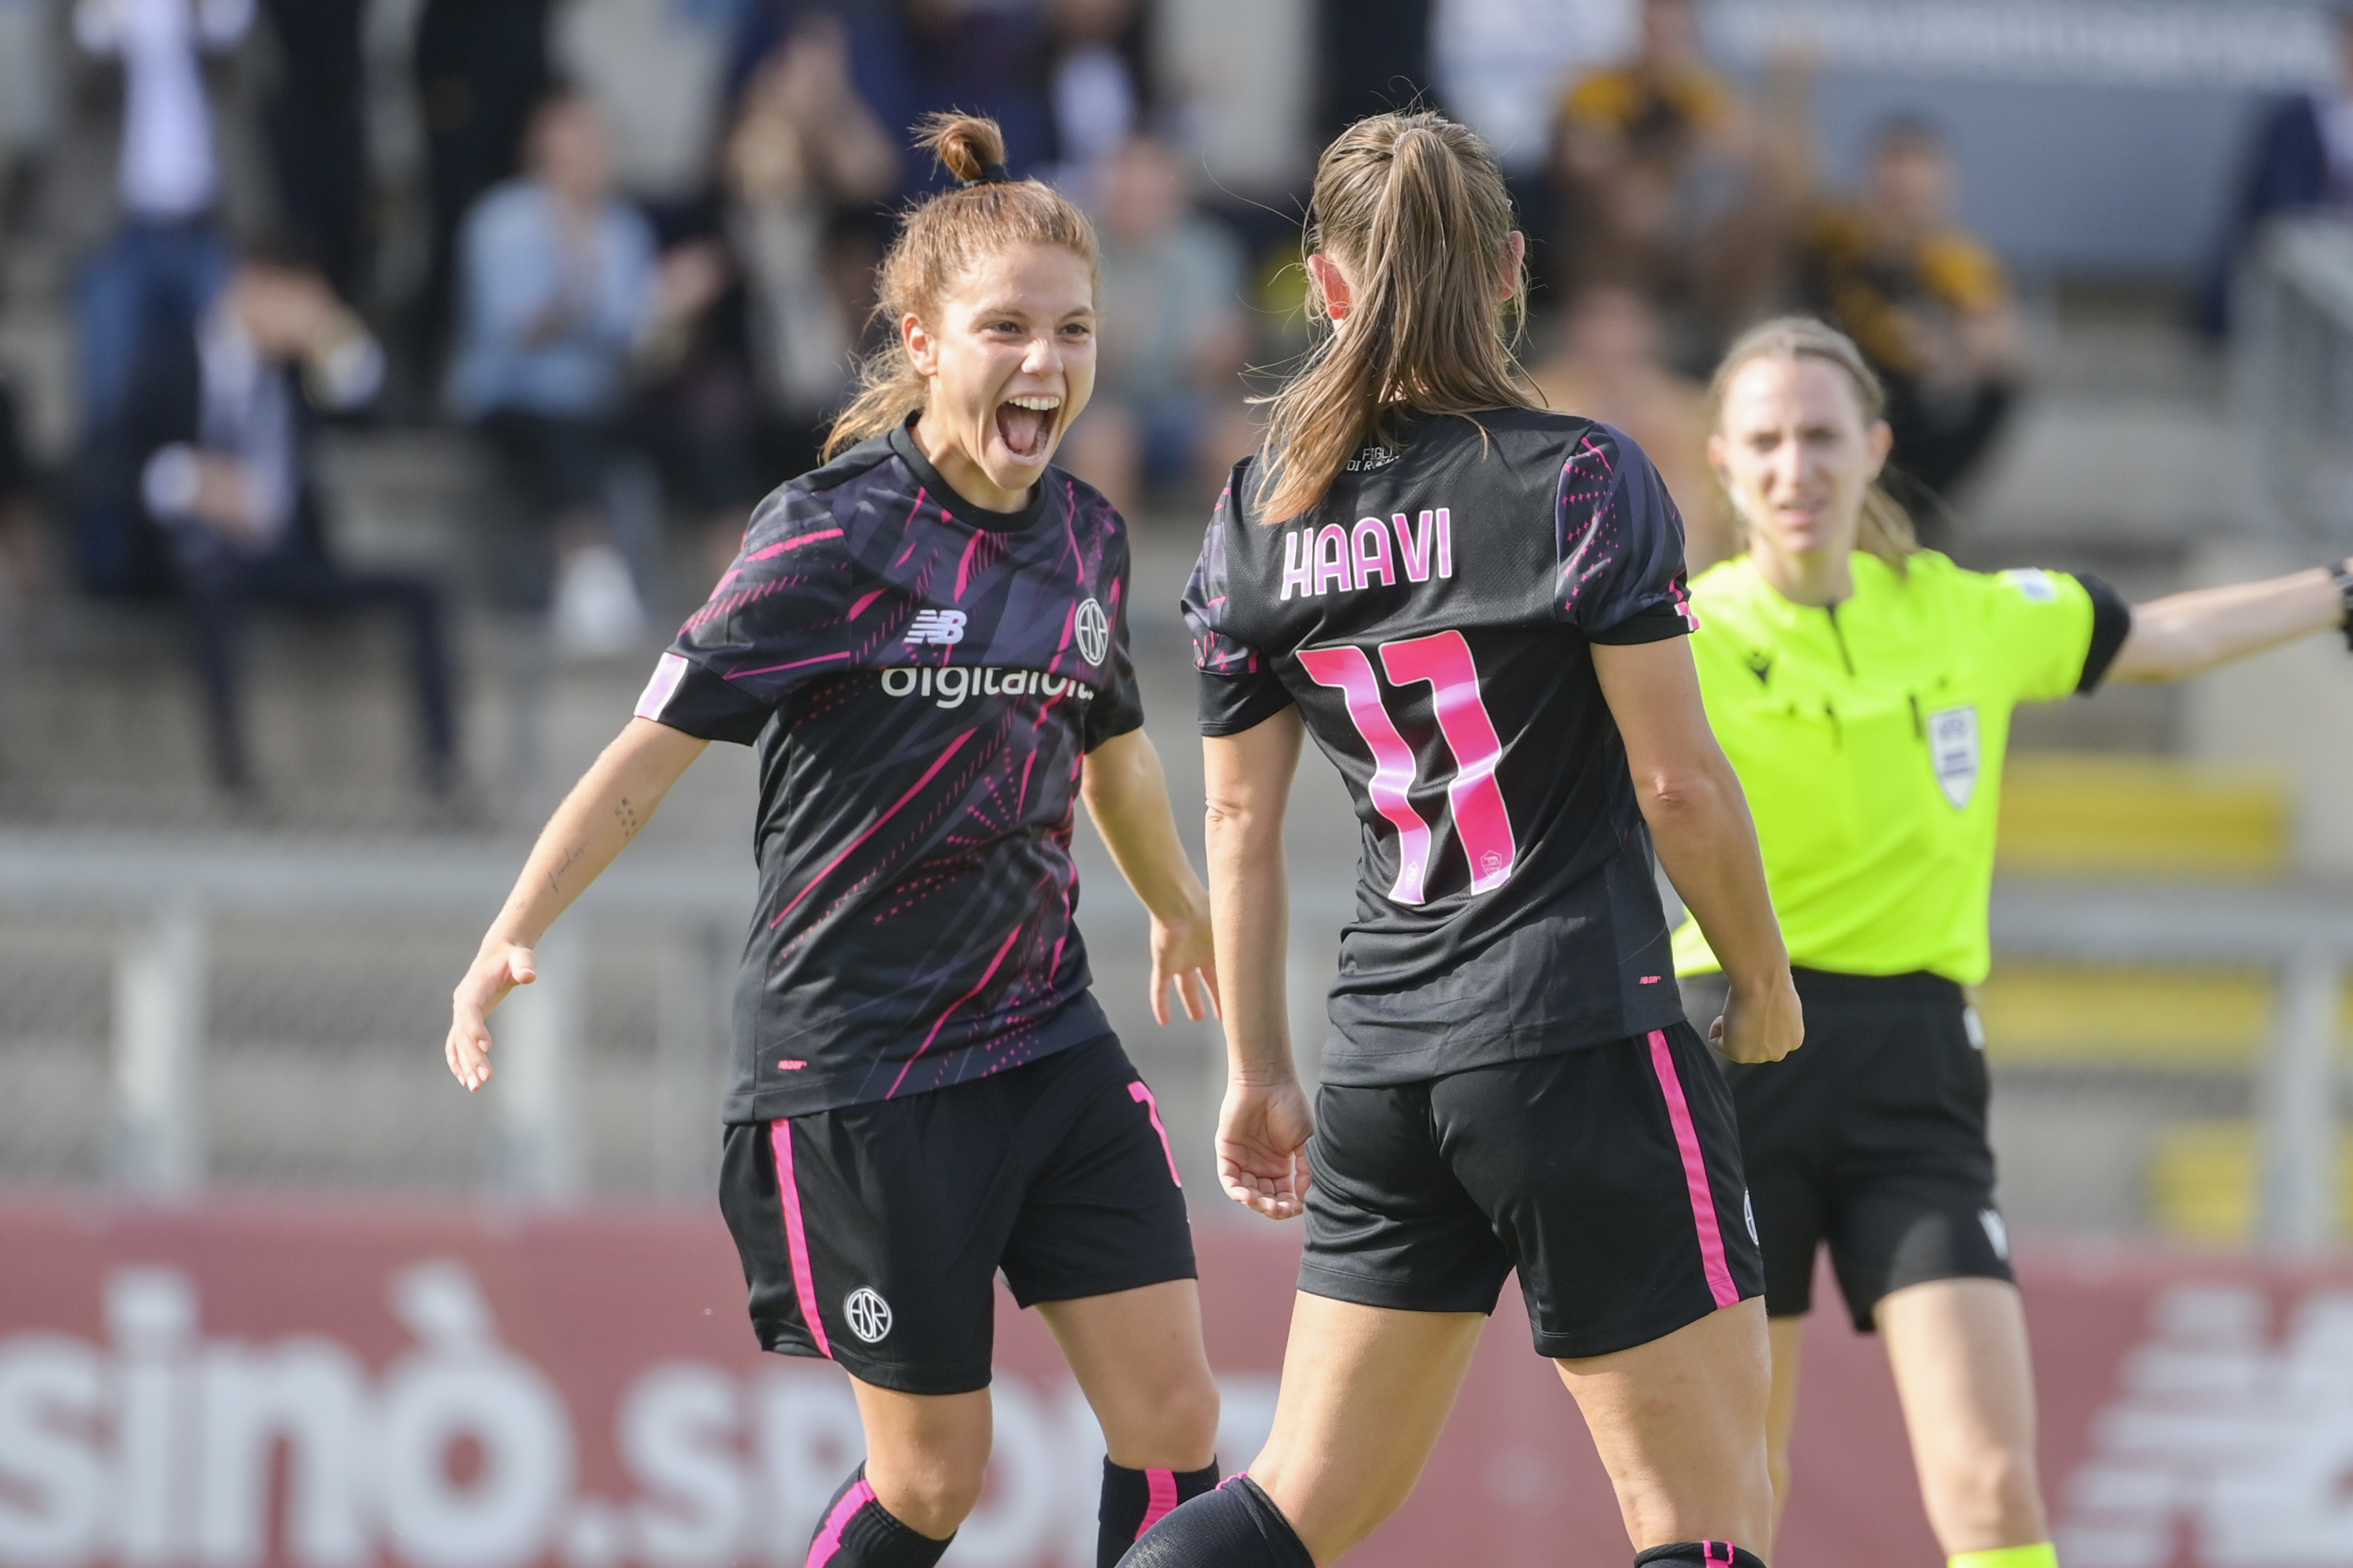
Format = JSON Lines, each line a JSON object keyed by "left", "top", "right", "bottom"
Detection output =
{"left": 616, "top": 795, "right": 641, "bottom": 842}
{"left": 546, "top": 843, "right": 583, "bottom": 895}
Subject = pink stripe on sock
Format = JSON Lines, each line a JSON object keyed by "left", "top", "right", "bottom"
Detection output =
{"left": 1137, "top": 1469, "right": 1180, "bottom": 1539}
{"left": 803, "top": 1479, "right": 873, "bottom": 1567}
{"left": 1647, "top": 1030, "right": 1740, "bottom": 1310}
{"left": 769, "top": 1121, "right": 832, "bottom": 1358}
{"left": 1129, "top": 1082, "right": 1182, "bottom": 1187}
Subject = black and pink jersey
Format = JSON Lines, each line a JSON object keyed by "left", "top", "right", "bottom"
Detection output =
{"left": 639, "top": 422, "right": 1144, "bottom": 1120}
{"left": 1183, "top": 410, "right": 1694, "bottom": 1084}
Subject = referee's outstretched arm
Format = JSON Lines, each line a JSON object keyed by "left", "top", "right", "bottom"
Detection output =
{"left": 1593, "top": 637, "right": 1803, "bottom": 1066}
{"left": 2102, "top": 557, "right": 2353, "bottom": 683}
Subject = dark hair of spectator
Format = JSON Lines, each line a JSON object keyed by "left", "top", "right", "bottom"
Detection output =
{"left": 240, "top": 231, "right": 324, "bottom": 278}
{"left": 1870, "top": 115, "right": 1946, "bottom": 158}
{"left": 823, "top": 113, "right": 1102, "bottom": 459}
{"left": 1253, "top": 111, "right": 1530, "bottom": 522}
{"left": 1704, "top": 316, "right": 1919, "bottom": 570}
{"left": 520, "top": 78, "right": 594, "bottom": 150}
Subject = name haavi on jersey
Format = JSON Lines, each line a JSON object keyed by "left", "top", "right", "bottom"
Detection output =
{"left": 879, "top": 665, "right": 1095, "bottom": 708}
{"left": 1281, "top": 510, "right": 1454, "bottom": 600}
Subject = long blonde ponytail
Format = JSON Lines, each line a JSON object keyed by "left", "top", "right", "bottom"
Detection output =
{"left": 1255, "top": 112, "right": 1532, "bottom": 522}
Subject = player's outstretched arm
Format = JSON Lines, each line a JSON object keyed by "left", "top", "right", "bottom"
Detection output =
{"left": 446, "top": 718, "right": 708, "bottom": 1092}
{"left": 1080, "top": 726, "right": 1219, "bottom": 1024}
{"left": 1203, "top": 709, "right": 1315, "bottom": 1219}
{"left": 1593, "top": 636, "right": 1803, "bottom": 1066}
{"left": 2105, "top": 557, "right": 2350, "bottom": 683}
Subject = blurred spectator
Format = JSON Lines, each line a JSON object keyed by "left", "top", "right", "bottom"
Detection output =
{"left": 69, "top": 0, "right": 257, "bottom": 435}
{"left": 256, "top": 0, "right": 367, "bottom": 303}
{"left": 412, "top": 0, "right": 551, "bottom": 374}
{"left": 447, "top": 85, "right": 727, "bottom": 651}
{"left": 1526, "top": 283, "right": 1727, "bottom": 570}
{"left": 2201, "top": 1, "right": 2353, "bottom": 336}
{"left": 903, "top": 0, "right": 1059, "bottom": 180}
{"left": 0, "top": 371, "right": 36, "bottom": 613}
{"left": 1317, "top": 0, "right": 1437, "bottom": 142}
{"left": 1046, "top": 0, "right": 1153, "bottom": 185}
{"left": 1434, "top": 0, "right": 1633, "bottom": 172}
{"left": 1548, "top": 0, "right": 1794, "bottom": 359}
{"left": 0, "top": 0, "right": 62, "bottom": 225}
{"left": 723, "top": 14, "right": 898, "bottom": 474}
{"left": 1434, "top": 0, "right": 1635, "bottom": 283}
{"left": 1058, "top": 134, "right": 1252, "bottom": 517}
{"left": 1795, "top": 117, "right": 2020, "bottom": 506}
{"left": 87, "top": 253, "right": 456, "bottom": 792}
{"left": 556, "top": 0, "right": 739, "bottom": 205}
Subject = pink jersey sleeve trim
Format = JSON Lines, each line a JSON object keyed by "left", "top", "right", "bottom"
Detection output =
{"left": 748, "top": 526, "right": 843, "bottom": 563}
{"left": 1646, "top": 1029, "right": 1741, "bottom": 1311}
{"left": 768, "top": 1120, "right": 833, "bottom": 1358}
{"left": 634, "top": 651, "right": 690, "bottom": 721}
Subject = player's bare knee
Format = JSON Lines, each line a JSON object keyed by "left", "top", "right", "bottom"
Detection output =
{"left": 1155, "top": 1367, "right": 1221, "bottom": 1457}
{"left": 1941, "top": 1438, "right": 2039, "bottom": 1524}
{"left": 874, "top": 1454, "right": 990, "bottom": 1539}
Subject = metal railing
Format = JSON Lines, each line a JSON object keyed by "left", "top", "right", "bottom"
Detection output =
{"left": 2232, "top": 215, "right": 2353, "bottom": 558}
{"left": 6, "top": 831, "right": 2347, "bottom": 1248}
{"left": 0, "top": 831, "right": 755, "bottom": 1202}
{"left": 1991, "top": 880, "right": 2353, "bottom": 1251}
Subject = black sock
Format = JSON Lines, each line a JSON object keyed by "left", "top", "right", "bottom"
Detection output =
{"left": 1117, "top": 1475, "right": 1314, "bottom": 1567}
{"left": 1635, "top": 1542, "right": 1769, "bottom": 1568}
{"left": 803, "top": 1466, "right": 953, "bottom": 1568}
{"left": 1099, "top": 1458, "right": 1223, "bottom": 1564}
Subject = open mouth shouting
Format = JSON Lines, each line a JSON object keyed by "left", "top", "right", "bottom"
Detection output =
{"left": 995, "top": 394, "right": 1064, "bottom": 465}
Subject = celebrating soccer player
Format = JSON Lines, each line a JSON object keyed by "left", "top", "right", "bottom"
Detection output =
{"left": 447, "top": 115, "right": 1229, "bottom": 1568}
{"left": 1676, "top": 315, "right": 2353, "bottom": 1568}
{"left": 1132, "top": 112, "right": 1803, "bottom": 1568}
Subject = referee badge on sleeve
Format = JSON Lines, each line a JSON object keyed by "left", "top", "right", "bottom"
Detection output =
{"left": 1928, "top": 705, "right": 1980, "bottom": 809}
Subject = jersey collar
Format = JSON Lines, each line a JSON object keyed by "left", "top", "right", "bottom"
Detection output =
{"left": 888, "top": 417, "right": 1055, "bottom": 534}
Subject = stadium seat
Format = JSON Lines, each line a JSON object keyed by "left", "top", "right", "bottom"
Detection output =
{"left": 2148, "top": 1121, "right": 2353, "bottom": 1240}
{"left": 1996, "top": 754, "right": 2289, "bottom": 879}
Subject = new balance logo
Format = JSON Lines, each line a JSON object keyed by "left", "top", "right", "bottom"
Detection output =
{"left": 905, "top": 609, "right": 967, "bottom": 646}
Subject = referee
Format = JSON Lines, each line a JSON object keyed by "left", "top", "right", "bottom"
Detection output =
{"left": 1677, "top": 316, "right": 2353, "bottom": 1568}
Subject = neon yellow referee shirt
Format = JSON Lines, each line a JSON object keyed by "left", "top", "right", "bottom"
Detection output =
{"left": 1672, "top": 549, "right": 2128, "bottom": 985}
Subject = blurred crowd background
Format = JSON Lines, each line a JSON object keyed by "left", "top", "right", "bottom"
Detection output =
{"left": 4, "top": 0, "right": 2353, "bottom": 1247}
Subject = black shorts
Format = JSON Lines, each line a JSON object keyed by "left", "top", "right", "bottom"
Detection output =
{"left": 1299, "top": 1022, "right": 1764, "bottom": 1360}
{"left": 1709, "top": 968, "right": 2015, "bottom": 1331}
{"left": 717, "top": 1033, "right": 1195, "bottom": 1396}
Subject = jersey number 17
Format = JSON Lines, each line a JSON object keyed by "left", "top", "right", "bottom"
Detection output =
{"left": 1298, "top": 630, "right": 1517, "bottom": 906}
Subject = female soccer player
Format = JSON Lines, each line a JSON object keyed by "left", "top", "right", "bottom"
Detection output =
{"left": 446, "top": 115, "right": 1229, "bottom": 1568}
{"left": 1134, "top": 112, "right": 1803, "bottom": 1568}
{"left": 1676, "top": 316, "right": 2353, "bottom": 1568}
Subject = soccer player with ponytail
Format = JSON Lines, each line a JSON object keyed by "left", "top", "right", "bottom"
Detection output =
{"left": 446, "top": 116, "right": 1227, "bottom": 1568}
{"left": 1132, "top": 112, "right": 1802, "bottom": 1567}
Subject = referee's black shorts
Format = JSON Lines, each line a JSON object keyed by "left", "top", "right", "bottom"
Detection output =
{"left": 717, "top": 1033, "right": 1196, "bottom": 1395}
{"left": 1299, "top": 1021, "right": 1764, "bottom": 1360}
{"left": 1699, "top": 966, "right": 2015, "bottom": 1331}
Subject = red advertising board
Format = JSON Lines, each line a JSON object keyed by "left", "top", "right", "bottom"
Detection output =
{"left": 0, "top": 1199, "right": 2345, "bottom": 1568}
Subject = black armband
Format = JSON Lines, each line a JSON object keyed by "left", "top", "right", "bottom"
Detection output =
{"left": 2076, "top": 573, "right": 2134, "bottom": 693}
{"left": 2331, "top": 558, "right": 2353, "bottom": 652}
